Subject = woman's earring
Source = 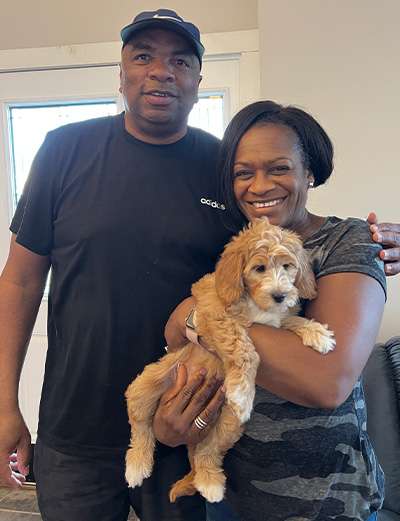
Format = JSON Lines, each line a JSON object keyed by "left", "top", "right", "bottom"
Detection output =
{"left": 308, "top": 180, "right": 314, "bottom": 189}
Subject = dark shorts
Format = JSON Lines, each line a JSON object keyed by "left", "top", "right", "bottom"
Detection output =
{"left": 34, "top": 437, "right": 205, "bottom": 521}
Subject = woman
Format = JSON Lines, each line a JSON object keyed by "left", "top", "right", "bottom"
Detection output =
{"left": 158, "top": 101, "right": 386, "bottom": 521}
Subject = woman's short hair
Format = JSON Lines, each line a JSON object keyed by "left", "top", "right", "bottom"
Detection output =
{"left": 218, "top": 100, "right": 334, "bottom": 230}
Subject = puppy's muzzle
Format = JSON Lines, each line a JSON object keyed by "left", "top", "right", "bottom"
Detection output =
{"left": 272, "top": 293, "right": 286, "bottom": 303}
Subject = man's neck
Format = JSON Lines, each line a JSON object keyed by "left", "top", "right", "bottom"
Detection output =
{"left": 124, "top": 113, "right": 188, "bottom": 145}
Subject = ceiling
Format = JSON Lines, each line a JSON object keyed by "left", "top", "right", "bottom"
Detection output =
{"left": 1, "top": 0, "right": 258, "bottom": 50}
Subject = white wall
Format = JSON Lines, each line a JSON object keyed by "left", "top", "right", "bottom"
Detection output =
{"left": 258, "top": 0, "right": 400, "bottom": 341}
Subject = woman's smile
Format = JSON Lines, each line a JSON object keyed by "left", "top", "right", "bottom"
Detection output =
{"left": 233, "top": 123, "right": 312, "bottom": 230}
{"left": 247, "top": 197, "right": 286, "bottom": 210}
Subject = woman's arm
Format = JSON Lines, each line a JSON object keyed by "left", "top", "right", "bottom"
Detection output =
{"left": 250, "top": 272, "right": 385, "bottom": 409}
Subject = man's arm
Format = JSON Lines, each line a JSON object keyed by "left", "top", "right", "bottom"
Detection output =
{"left": 0, "top": 235, "right": 50, "bottom": 487}
{"left": 367, "top": 212, "right": 400, "bottom": 275}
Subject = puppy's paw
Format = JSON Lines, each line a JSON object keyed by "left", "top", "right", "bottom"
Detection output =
{"left": 194, "top": 471, "right": 226, "bottom": 503}
{"left": 197, "top": 481, "right": 225, "bottom": 503}
{"left": 125, "top": 461, "right": 152, "bottom": 488}
{"left": 301, "top": 322, "right": 336, "bottom": 354}
{"left": 125, "top": 448, "right": 153, "bottom": 488}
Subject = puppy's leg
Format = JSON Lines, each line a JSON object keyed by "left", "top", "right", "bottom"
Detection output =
{"left": 282, "top": 316, "right": 335, "bottom": 354}
{"left": 125, "top": 354, "right": 179, "bottom": 488}
{"left": 193, "top": 405, "right": 242, "bottom": 503}
{"left": 222, "top": 339, "right": 260, "bottom": 424}
{"left": 191, "top": 350, "right": 257, "bottom": 502}
{"left": 169, "top": 445, "right": 197, "bottom": 502}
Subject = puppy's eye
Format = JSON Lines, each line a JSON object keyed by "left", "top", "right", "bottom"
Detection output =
{"left": 254, "top": 265, "right": 266, "bottom": 273}
{"left": 283, "top": 263, "right": 294, "bottom": 270}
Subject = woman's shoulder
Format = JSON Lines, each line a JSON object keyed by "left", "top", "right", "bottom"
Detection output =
{"left": 305, "top": 216, "right": 371, "bottom": 245}
{"left": 304, "top": 215, "right": 380, "bottom": 256}
{"left": 304, "top": 216, "right": 386, "bottom": 295}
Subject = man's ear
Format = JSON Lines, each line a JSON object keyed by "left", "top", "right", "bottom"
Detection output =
{"left": 194, "top": 75, "right": 202, "bottom": 103}
{"left": 215, "top": 246, "right": 246, "bottom": 308}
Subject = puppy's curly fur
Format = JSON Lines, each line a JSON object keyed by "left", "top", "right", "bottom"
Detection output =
{"left": 125, "top": 218, "right": 335, "bottom": 503}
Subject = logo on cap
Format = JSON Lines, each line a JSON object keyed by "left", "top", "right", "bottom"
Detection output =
{"left": 153, "top": 14, "right": 182, "bottom": 23}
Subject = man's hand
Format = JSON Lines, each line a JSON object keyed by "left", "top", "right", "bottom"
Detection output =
{"left": 0, "top": 410, "right": 31, "bottom": 488}
{"left": 153, "top": 364, "right": 225, "bottom": 447}
{"left": 164, "top": 296, "right": 196, "bottom": 351}
{"left": 367, "top": 212, "right": 400, "bottom": 276}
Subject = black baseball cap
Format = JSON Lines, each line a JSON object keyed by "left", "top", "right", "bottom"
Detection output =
{"left": 120, "top": 9, "right": 205, "bottom": 65}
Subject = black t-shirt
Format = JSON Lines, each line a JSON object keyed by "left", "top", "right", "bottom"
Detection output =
{"left": 11, "top": 114, "right": 231, "bottom": 451}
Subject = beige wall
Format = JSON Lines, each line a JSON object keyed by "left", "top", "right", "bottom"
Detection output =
{"left": 0, "top": 0, "right": 257, "bottom": 50}
{"left": 258, "top": 0, "right": 400, "bottom": 341}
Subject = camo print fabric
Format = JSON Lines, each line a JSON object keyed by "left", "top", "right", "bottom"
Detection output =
{"left": 224, "top": 217, "right": 387, "bottom": 521}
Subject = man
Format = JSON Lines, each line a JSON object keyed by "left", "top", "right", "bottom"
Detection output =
{"left": 0, "top": 8, "right": 399, "bottom": 521}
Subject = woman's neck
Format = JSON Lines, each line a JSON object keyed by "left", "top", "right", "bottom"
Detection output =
{"left": 292, "top": 211, "right": 327, "bottom": 241}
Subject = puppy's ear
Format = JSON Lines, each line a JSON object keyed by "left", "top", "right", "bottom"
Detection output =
{"left": 215, "top": 245, "right": 246, "bottom": 308}
{"left": 295, "top": 248, "right": 317, "bottom": 300}
{"left": 283, "top": 229, "right": 317, "bottom": 300}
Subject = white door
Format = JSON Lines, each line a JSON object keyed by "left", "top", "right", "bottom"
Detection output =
{"left": 0, "top": 58, "right": 239, "bottom": 440}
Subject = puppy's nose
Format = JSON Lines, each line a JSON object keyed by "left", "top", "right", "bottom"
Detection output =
{"left": 272, "top": 293, "right": 286, "bottom": 303}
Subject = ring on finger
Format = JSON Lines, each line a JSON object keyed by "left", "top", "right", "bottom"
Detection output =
{"left": 194, "top": 415, "right": 208, "bottom": 430}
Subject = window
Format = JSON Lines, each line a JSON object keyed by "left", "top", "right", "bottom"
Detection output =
{"left": 189, "top": 93, "right": 224, "bottom": 138}
{"left": 8, "top": 101, "right": 118, "bottom": 206}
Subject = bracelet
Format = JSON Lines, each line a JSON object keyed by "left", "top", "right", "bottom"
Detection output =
{"left": 185, "top": 326, "right": 200, "bottom": 345}
{"left": 185, "top": 308, "right": 200, "bottom": 345}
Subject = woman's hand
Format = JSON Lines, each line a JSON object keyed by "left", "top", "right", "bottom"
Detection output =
{"left": 367, "top": 212, "right": 400, "bottom": 275}
{"left": 164, "top": 296, "right": 196, "bottom": 351}
{"left": 153, "top": 364, "right": 225, "bottom": 447}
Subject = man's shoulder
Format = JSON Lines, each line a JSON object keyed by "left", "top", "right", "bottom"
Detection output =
{"left": 48, "top": 113, "right": 121, "bottom": 143}
{"left": 188, "top": 126, "right": 221, "bottom": 147}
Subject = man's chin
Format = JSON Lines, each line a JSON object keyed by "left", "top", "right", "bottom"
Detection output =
{"left": 125, "top": 112, "right": 188, "bottom": 143}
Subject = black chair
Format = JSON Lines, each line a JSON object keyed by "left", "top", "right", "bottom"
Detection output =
{"left": 363, "top": 337, "right": 400, "bottom": 521}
